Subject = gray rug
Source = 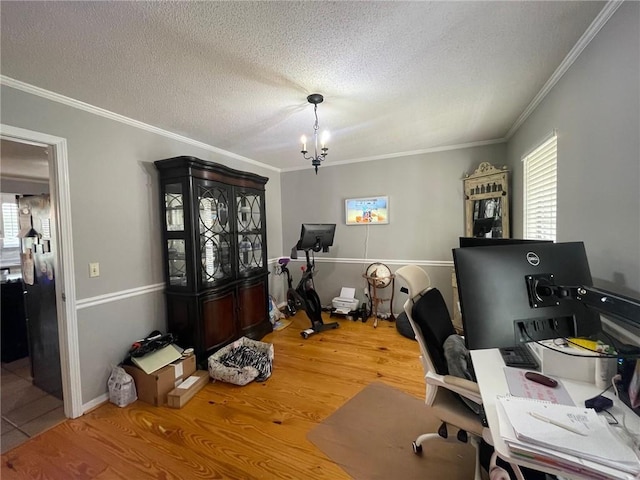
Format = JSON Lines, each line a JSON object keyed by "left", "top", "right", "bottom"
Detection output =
{"left": 307, "top": 382, "right": 476, "bottom": 480}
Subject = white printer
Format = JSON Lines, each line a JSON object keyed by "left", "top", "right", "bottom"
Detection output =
{"left": 332, "top": 287, "right": 359, "bottom": 314}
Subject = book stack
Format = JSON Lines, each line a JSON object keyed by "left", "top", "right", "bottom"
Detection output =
{"left": 496, "top": 395, "right": 640, "bottom": 480}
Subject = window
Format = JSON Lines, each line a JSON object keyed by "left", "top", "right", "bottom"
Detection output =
{"left": 1, "top": 203, "right": 20, "bottom": 248}
{"left": 523, "top": 134, "right": 557, "bottom": 241}
{"left": 41, "top": 217, "right": 51, "bottom": 238}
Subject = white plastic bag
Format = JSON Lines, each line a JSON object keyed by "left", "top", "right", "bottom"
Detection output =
{"left": 107, "top": 365, "right": 137, "bottom": 407}
{"left": 269, "top": 295, "right": 285, "bottom": 324}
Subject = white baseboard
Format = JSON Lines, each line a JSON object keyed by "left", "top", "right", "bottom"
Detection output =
{"left": 83, "top": 393, "right": 109, "bottom": 414}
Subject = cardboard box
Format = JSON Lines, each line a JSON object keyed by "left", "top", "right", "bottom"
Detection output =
{"left": 167, "top": 370, "right": 209, "bottom": 408}
{"left": 123, "top": 354, "right": 196, "bottom": 406}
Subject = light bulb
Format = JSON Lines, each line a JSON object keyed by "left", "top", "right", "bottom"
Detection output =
{"left": 321, "top": 131, "right": 330, "bottom": 148}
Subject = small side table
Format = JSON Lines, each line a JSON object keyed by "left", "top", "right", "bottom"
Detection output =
{"left": 362, "top": 273, "right": 395, "bottom": 328}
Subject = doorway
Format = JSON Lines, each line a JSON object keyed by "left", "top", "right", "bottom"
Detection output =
{"left": 0, "top": 140, "right": 66, "bottom": 452}
{"left": 0, "top": 125, "right": 82, "bottom": 449}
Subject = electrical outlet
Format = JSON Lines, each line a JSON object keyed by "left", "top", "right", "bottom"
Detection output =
{"left": 89, "top": 262, "right": 100, "bottom": 277}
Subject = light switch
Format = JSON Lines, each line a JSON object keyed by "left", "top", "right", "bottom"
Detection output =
{"left": 89, "top": 262, "right": 100, "bottom": 277}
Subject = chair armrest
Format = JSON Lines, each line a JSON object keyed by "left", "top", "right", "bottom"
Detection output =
{"left": 443, "top": 375, "right": 480, "bottom": 394}
{"left": 425, "top": 370, "right": 483, "bottom": 405}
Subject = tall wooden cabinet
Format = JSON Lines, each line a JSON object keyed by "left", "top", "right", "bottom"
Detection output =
{"left": 155, "top": 156, "right": 272, "bottom": 364}
{"left": 463, "top": 162, "right": 510, "bottom": 238}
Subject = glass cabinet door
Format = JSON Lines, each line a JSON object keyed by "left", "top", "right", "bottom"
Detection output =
{"left": 197, "top": 182, "right": 233, "bottom": 287}
{"left": 236, "top": 192, "right": 263, "bottom": 274}
{"left": 167, "top": 239, "right": 187, "bottom": 286}
{"left": 165, "top": 183, "right": 184, "bottom": 232}
{"left": 164, "top": 183, "right": 188, "bottom": 287}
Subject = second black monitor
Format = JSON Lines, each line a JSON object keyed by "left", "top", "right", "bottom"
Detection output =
{"left": 297, "top": 223, "right": 336, "bottom": 252}
{"left": 453, "top": 241, "right": 602, "bottom": 350}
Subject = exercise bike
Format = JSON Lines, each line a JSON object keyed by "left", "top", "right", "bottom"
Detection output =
{"left": 277, "top": 257, "right": 304, "bottom": 317}
{"left": 288, "top": 223, "right": 340, "bottom": 339}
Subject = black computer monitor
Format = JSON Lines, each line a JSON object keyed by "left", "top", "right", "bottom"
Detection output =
{"left": 459, "top": 237, "right": 553, "bottom": 248}
{"left": 297, "top": 223, "right": 336, "bottom": 252}
{"left": 453, "top": 241, "right": 602, "bottom": 350}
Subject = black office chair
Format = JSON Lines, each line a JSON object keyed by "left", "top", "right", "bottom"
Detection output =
{"left": 396, "top": 265, "right": 523, "bottom": 480}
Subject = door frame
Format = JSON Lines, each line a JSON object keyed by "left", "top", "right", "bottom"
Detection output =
{"left": 1, "top": 123, "right": 82, "bottom": 419}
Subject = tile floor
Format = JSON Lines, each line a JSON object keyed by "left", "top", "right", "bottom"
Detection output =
{"left": 1, "top": 357, "right": 66, "bottom": 454}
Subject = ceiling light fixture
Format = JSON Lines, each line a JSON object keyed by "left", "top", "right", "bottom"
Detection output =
{"left": 300, "top": 93, "right": 329, "bottom": 174}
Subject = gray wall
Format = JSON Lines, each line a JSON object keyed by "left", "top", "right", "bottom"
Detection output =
{"left": 1, "top": 85, "right": 283, "bottom": 403}
{"left": 279, "top": 143, "right": 508, "bottom": 314}
{"left": 507, "top": 2, "right": 639, "bottom": 338}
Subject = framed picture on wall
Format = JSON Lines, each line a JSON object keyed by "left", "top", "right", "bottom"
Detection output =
{"left": 345, "top": 196, "right": 389, "bottom": 225}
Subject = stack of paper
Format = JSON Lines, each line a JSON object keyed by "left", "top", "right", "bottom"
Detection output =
{"left": 496, "top": 395, "right": 640, "bottom": 480}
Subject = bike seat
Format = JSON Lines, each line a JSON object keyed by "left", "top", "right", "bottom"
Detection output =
{"left": 278, "top": 257, "right": 291, "bottom": 266}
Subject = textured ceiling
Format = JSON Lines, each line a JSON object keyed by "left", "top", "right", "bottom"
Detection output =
{"left": 1, "top": 1, "right": 606, "bottom": 171}
{"left": 0, "top": 140, "right": 49, "bottom": 181}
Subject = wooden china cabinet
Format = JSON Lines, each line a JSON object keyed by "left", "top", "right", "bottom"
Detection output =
{"left": 155, "top": 156, "right": 272, "bottom": 364}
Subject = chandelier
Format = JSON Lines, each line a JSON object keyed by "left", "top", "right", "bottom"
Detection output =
{"left": 300, "top": 93, "right": 329, "bottom": 174}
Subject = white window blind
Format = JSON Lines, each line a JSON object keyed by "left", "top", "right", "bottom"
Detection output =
{"left": 41, "top": 217, "right": 51, "bottom": 238}
{"left": 523, "top": 134, "right": 557, "bottom": 241}
{"left": 2, "top": 203, "right": 20, "bottom": 248}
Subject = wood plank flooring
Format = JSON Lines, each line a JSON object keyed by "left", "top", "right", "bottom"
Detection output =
{"left": 1, "top": 312, "right": 452, "bottom": 479}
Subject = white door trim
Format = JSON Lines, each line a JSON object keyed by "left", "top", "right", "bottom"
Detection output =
{"left": 0, "top": 124, "right": 82, "bottom": 419}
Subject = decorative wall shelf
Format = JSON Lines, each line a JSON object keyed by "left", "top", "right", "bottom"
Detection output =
{"left": 464, "top": 162, "right": 510, "bottom": 239}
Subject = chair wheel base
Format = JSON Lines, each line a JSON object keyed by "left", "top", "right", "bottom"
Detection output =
{"left": 412, "top": 441, "right": 422, "bottom": 454}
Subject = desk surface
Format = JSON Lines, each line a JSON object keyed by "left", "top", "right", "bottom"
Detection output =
{"left": 471, "top": 348, "right": 640, "bottom": 480}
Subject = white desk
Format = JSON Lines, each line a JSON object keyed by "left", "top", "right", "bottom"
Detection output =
{"left": 471, "top": 348, "right": 640, "bottom": 480}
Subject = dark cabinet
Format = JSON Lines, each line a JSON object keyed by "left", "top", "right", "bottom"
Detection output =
{"left": 155, "top": 156, "right": 272, "bottom": 364}
{"left": 1, "top": 280, "right": 29, "bottom": 363}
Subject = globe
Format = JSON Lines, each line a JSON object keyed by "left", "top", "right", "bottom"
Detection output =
{"left": 365, "top": 262, "right": 392, "bottom": 288}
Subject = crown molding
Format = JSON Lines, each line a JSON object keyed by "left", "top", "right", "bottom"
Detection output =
{"left": 0, "top": 76, "right": 280, "bottom": 173}
{"left": 506, "top": 1, "right": 623, "bottom": 139}
{"left": 280, "top": 138, "right": 507, "bottom": 172}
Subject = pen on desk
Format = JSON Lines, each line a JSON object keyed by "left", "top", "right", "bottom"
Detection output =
{"left": 528, "top": 411, "right": 588, "bottom": 436}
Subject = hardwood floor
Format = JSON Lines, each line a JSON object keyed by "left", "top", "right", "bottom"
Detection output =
{"left": 1, "top": 312, "right": 445, "bottom": 479}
